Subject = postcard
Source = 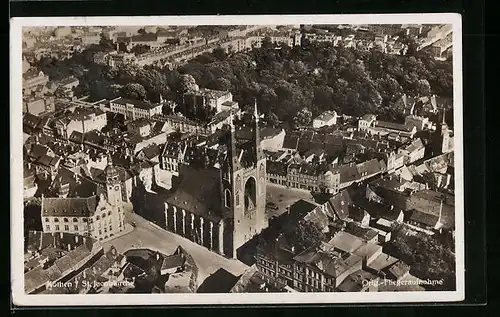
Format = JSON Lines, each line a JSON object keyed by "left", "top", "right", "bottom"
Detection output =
{"left": 10, "top": 13, "right": 464, "bottom": 306}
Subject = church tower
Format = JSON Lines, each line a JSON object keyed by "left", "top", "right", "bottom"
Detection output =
{"left": 432, "top": 108, "right": 451, "bottom": 156}
{"left": 104, "top": 154, "right": 123, "bottom": 206}
{"left": 219, "top": 103, "right": 268, "bottom": 259}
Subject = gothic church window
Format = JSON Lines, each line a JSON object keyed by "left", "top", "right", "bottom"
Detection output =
{"left": 224, "top": 189, "right": 231, "bottom": 208}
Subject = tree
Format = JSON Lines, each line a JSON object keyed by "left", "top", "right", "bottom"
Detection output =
{"left": 179, "top": 74, "right": 199, "bottom": 93}
{"left": 121, "top": 83, "right": 147, "bottom": 100}
{"left": 212, "top": 47, "right": 228, "bottom": 61}
{"left": 209, "top": 77, "right": 232, "bottom": 91}
{"left": 293, "top": 107, "right": 313, "bottom": 127}
{"left": 385, "top": 224, "right": 456, "bottom": 291}
{"left": 416, "top": 79, "right": 432, "bottom": 96}
{"left": 130, "top": 44, "right": 151, "bottom": 55}
{"left": 284, "top": 220, "right": 326, "bottom": 253}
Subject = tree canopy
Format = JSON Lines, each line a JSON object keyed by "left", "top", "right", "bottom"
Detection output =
{"left": 385, "top": 224, "right": 456, "bottom": 291}
{"left": 34, "top": 36, "right": 453, "bottom": 125}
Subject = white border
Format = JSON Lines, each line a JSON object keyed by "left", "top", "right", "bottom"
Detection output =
{"left": 11, "top": 13, "right": 464, "bottom": 306}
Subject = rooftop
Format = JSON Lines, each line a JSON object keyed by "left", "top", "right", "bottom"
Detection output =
{"left": 41, "top": 196, "right": 98, "bottom": 217}
{"left": 111, "top": 97, "right": 160, "bottom": 110}
{"left": 165, "top": 165, "right": 223, "bottom": 222}
{"left": 336, "top": 269, "right": 379, "bottom": 292}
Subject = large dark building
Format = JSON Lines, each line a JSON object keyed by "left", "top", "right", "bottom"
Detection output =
{"left": 164, "top": 104, "right": 268, "bottom": 259}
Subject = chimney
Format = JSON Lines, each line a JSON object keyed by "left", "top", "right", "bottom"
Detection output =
{"left": 390, "top": 205, "right": 394, "bottom": 210}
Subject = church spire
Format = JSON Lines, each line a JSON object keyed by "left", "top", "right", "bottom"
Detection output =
{"left": 254, "top": 98, "right": 259, "bottom": 123}
{"left": 254, "top": 98, "right": 261, "bottom": 161}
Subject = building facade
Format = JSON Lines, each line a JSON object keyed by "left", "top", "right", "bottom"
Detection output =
{"left": 41, "top": 157, "right": 127, "bottom": 241}
{"left": 109, "top": 97, "right": 163, "bottom": 120}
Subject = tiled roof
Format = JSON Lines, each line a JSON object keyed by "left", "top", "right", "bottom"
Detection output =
{"left": 344, "top": 222, "right": 378, "bottom": 242}
{"left": 166, "top": 165, "right": 222, "bottom": 222}
{"left": 131, "top": 33, "right": 158, "bottom": 42}
{"left": 356, "top": 159, "right": 383, "bottom": 177}
{"left": 328, "top": 190, "right": 353, "bottom": 220}
{"left": 374, "top": 121, "right": 413, "bottom": 132}
{"left": 336, "top": 269, "right": 379, "bottom": 292}
{"left": 315, "top": 111, "right": 337, "bottom": 122}
{"left": 355, "top": 198, "right": 402, "bottom": 221}
{"left": 408, "top": 209, "right": 439, "bottom": 227}
{"left": 112, "top": 97, "right": 160, "bottom": 110}
{"left": 293, "top": 242, "right": 362, "bottom": 278}
{"left": 337, "top": 164, "right": 360, "bottom": 184}
{"left": 161, "top": 254, "right": 185, "bottom": 271}
{"left": 41, "top": 196, "right": 98, "bottom": 217}
{"left": 197, "top": 268, "right": 240, "bottom": 293}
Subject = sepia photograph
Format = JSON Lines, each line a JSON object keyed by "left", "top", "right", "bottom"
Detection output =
{"left": 10, "top": 14, "right": 463, "bottom": 305}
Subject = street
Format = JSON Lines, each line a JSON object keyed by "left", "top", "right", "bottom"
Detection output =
{"left": 102, "top": 211, "right": 249, "bottom": 284}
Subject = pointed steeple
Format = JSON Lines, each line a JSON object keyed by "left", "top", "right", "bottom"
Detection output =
{"left": 254, "top": 98, "right": 259, "bottom": 123}
{"left": 253, "top": 99, "right": 262, "bottom": 161}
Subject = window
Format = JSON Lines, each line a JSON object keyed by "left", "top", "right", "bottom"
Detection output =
{"left": 74, "top": 225, "right": 78, "bottom": 231}
{"left": 102, "top": 213, "right": 106, "bottom": 218}
{"left": 63, "top": 218, "right": 69, "bottom": 222}
{"left": 96, "top": 215, "right": 100, "bottom": 220}
{"left": 54, "top": 218, "right": 59, "bottom": 222}
{"left": 99, "top": 230, "right": 102, "bottom": 235}
{"left": 64, "top": 225, "right": 69, "bottom": 231}
{"left": 109, "top": 226, "right": 112, "bottom": 231}
{"left": 45, "top": 225, "right": 50, "bottom": 231}
{"left": 55, "top": 225, "right": 60, "bottom": 230}
{"left": 73, "top": 218, "right": 78, "bottom": 222}
{"left": 44, "top": 218, "right": 49, "bottom": 222}
{"left": 83, "top": 218, "right": 88, "bottom": 223}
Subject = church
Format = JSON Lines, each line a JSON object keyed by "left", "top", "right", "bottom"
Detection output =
{"left": 163, "top": 103, "right": 268, "bottom": 259}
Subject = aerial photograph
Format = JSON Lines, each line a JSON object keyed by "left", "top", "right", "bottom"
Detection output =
{"left": 20, "top": 23, "right": 456, "bottom": 295}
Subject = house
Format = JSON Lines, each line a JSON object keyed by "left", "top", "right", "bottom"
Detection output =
{"left": 358, "top": 114, "right": 377, "bottom": 131}
{"left": 24, "top": 163, "right": 38, "bottom": 198}
{"left": 313, "top": 111, "right": 338, "bottom": 129}
{"left": 230, "top": 265, "right": 291, "bottom": 293}
{"left": 23, "top": 95, "right": 55, "bottom": 116}
{"left": 405, "top": 115, "right": 429, "bottom": 131}
{"left": 23, "top": 69, "right": 49, "bottom": 91}
{"left": 397, "top": 138, "right": 425, "bottom": 164}
{"left": 126, "top": 118, "right": 154, "bottom": 138}
{"left": 57, "top": 76, "right": 80, "bottom": 90}
{"left": 370, "top": 121, "right": 417, "bottom": 138}
{"left": 54, "top": 107, "right": 107, "bottom": 139}
{"left": 109, "top": 97, "right": 163, "bottom": 120}
{"left": 24, "top": 231, "right": 102, "bottom": 294}
{"left": 336, "top": 269, "right": 379, "bottom": 292}
{"left": 183, "top": 88, "right": 233, "bottom": 114}
{"left": 327, "top": 189, "right": 354, "bottom": 221}
{"left": 405, "top": 189, "right": 454, "bottom": 231}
